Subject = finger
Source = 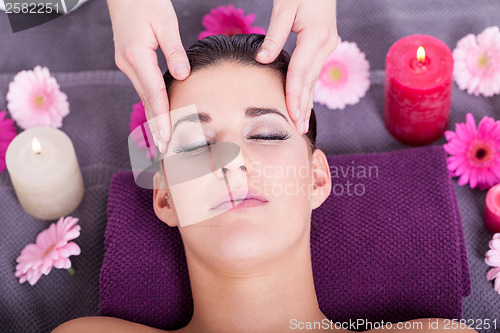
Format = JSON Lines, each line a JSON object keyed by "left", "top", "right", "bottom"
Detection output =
{"left": 298, "top": 75, "right": 313, "bottom": 134}
{"left": 286, "top": 28, "right": 336, "bottom": 132}
{"left": 154, "top": 2, "right": 191, "bottom": 81}
{"left": 130, "top": 47, "right": 172, "bottom": 153}
{"left": 302, "top": 84, "right": 315, "bottom": 135}
{"left": 299, "top": 51, "right": 327, "bottom": 134}
{"left": 114, "top": 40, "right": 162, "bottom": 151}
{"left": 285, "top": 29, "right": 322, "bottom": 130}
{"left": 255, "top": 0, "right": 295, "bottom": 64}
{"left": 308, "top": 86, "right": 314, "bottom": 110}
{"left": 122, "top": 67, "right": 165, "bottom": 154}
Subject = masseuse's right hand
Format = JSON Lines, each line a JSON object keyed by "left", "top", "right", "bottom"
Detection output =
{"left": 107, "top": 0, "right": 190, "bottom": 153}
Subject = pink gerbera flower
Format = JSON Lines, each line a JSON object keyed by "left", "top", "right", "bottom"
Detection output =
{"left": 453, "top": 26, "right": 500, "bottom": 97}
{"left": 443, "top": 113, "right": 500, "bottom": 190}
{"left": 15, "top": 216, "right": 81, "bottom": 286}
{"left": 314, "top": 37, "right": 370, "bottom": 110}
{"left": 6, "top": 66, "right": 70, "bottom": 129}
{"left": 485, "top": 233, "right": 500, "bottom": 294}
{"left": 0, "top": 111, "right": 17, "bottom": 173}
{"left": 130, "top": 101, "right": 156, "bottom": 159}
{"left": 130, "top": 101, "right": 147, "bottom": 144}
{"left": 198, "top": 4, "right": 266, "bottom": 40}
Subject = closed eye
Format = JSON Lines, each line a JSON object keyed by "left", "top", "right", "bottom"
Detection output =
{"left": 248, "top": 133, "right": 291, "bottom": 141}
{"left": 174, "top": 142, "right": 214, "bottom": 154}
{"left": 174, "top": 132, "right": 290, "bottom": 154}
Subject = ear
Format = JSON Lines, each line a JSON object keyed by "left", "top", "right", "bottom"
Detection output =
{"left": 310, "top": 149, "right": 332, "bottom": 210}
{"left": 153, "top": 171, "right": 178, "bottom": 227}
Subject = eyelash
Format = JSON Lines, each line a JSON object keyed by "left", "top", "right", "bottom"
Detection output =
{"left": 174, "top": 132, "right": 291, "bottom": 154}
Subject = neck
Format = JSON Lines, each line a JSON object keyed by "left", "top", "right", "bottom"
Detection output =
{"left": 181, "top": 233, "right": 331, "bottom": 333}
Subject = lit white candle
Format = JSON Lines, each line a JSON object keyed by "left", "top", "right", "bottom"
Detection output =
{"left": 5, "top": 127, "right": 84, "bottom": 220}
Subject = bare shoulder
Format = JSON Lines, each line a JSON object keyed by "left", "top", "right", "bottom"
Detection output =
{"left": 51, "top": 316, "right": 170, "bottom": 333}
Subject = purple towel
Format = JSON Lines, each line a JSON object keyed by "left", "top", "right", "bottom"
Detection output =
{"left": 99, "top": 145, "right": 470, "bottom": 331}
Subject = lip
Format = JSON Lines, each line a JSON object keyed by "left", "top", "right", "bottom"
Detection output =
{"left": 210, "top": 188, "right": 268, "bottom": 211}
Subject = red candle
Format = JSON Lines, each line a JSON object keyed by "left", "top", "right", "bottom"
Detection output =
{"left": 485, "top": 184, "right": 500, "bottom": 234}
{"left": 384, "top": 35, "right": 454, "bottom": 146}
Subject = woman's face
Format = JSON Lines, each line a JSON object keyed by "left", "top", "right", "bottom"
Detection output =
{"left": 153, "top": 62, "right": 331, "bottom": 274}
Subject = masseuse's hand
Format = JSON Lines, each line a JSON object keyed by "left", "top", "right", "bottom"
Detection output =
{"left": 107, "top": 0, "right": 190, "bottom": 153}
{"left": 256, "top": 0, "right": 338, "bottom": 134}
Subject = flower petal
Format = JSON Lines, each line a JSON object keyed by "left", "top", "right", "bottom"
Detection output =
{"left": 495, "top": 275, "right": 500, "bottom": 294}
{"left": 6, "top": 66, "right": 70, "bottom": 129}
{"left": 453, "top": 27, "right": 500, "bottom": 97}
{"left": 13, "top": 215, "right": 81, "bottom": 284}
{"left": 53, "top": 257, "right": 67, "bottom": 269}
{"left": 486, "top": 266, "right": 500, "bottom": 280}
{"left": 198, "top": 5, "right": 266, "bottom": 41}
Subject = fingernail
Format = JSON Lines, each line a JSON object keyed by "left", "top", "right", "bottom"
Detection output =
{"left": 159, "top": 130, "right": 167, "bottom": 142}
{"left": 295, "top": 108, "right": 300, "bottom": 120}
{"left": 304, "top": 119, "right": 310, "bottom": 134}
{"left": 175, "top": 63, "right": 189, "bottom": 77}
{"left": 158, "top": 140, "right": 163, "bottom": 153}
{"left": 257, "top": 49, "right": 269, "bottom": 59}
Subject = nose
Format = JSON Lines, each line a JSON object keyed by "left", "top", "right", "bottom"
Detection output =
{"left": 221, "top": 165, "right": 246, "bottom": 174}
{"left": 215, "top": 154, "right": 247, "bottom": 181}
{"left": 215, "top": 157, "right": 248, "bottom": 197}
{"left": 213, "top": 141, "right": 249, "bottom": 191}
{"left": 208, "top": 140, "right": 252, "bottom": 180}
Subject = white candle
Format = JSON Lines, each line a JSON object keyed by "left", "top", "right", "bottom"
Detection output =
{"left": 5, "top": 127, "right": 84, "bottom": 220}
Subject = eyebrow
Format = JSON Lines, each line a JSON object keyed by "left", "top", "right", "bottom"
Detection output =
{"left": 171, "top": 107, "right": 289, "bottom": 133}
{"left": 244, "top": 107, "right": 289, "bottom": 123}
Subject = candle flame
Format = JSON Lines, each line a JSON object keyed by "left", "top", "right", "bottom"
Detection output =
{"left": 417, "top": 46, "right": 426, "bottom": 63}
{"left": 32, "top": 137, "right": 41, "bottom": 155}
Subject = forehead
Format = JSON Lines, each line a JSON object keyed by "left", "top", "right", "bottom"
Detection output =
{"left": 168, "top": 62, "right": 285, "bottom": 112}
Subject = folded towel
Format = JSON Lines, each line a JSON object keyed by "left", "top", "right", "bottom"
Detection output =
{"left": 99, "top": 145, "right": 470, "bottom": 331}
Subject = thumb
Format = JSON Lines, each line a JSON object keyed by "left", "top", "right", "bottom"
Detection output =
{"left": 256, "top": 5, "right": 294, "bottom": 64}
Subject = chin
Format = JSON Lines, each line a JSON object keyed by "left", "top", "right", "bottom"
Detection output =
{"left": 181, "top": 206, "right": 309, "bottom": 273}
{"left": 213, "top": 216, "right": 270, "bottom": 255}
{"left": 184, "top": 217, "right": 279, "bottom": 273}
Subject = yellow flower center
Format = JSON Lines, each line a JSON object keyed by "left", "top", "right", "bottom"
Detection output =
{"left": 33, "top": 95, "right": 45, "bottom": 107}
{"left": 44, "top": 243, "right": 56, "bottom": 257}
{"left": 329, "top": 67, "right": 343, "bottom": 81}
{"left": 478, "top": 53, "right": 489, "bottom": 69}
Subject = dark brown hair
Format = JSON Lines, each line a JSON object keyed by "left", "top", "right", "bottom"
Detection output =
{"left": 163, "top": 33, "right": 317, "bottom": 151}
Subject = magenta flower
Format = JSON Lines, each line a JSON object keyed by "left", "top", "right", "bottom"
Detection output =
{"left": 130, "top": 101, "right": 147, "bottom": 139}
{"left": 443, "top": 113, "right": 500, "bottom": 190}
{"left": 486, "top": 233, "right": 500, "bottom": 294}
{"left": 198, "top": 4, "right": 266, "bottom": 40}
{"left": 15, "top": 216, "right": 81, "bottom": 286}
{"left": 130, "top": 101, "right": 156, "bottom": 159}
{"left": 6, "top": 66, "right": 69, "bottom": 129}
{"left": 0, "top": 111, "right": 17, "bottom": 173}
{"left": 314, "top": 37, "right": 371, "bottom": 110}
{"left": 453, "top": 26, "right": 500, "bottom": 97}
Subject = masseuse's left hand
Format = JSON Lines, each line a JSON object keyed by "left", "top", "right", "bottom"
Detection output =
{"left": 256, "top": 0, "right": 338, "bottom": 134}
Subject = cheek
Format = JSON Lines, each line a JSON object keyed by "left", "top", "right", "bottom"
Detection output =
{"left": 252, "top": 148, "right": 312, "bottom": 246}
{"left": 248, "top": 140, "right": 312, "bottom": 209}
